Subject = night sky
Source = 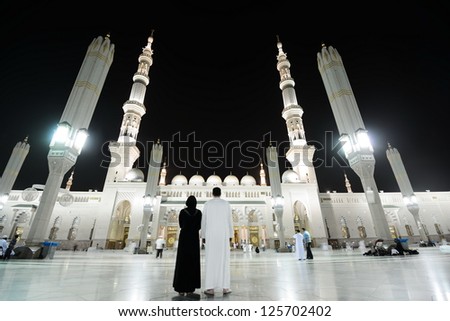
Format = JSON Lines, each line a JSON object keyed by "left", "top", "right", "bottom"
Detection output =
{"left": 0, "top": 1, "right": 449, "bottom": 193}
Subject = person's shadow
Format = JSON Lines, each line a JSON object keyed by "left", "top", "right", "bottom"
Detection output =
{"left": 171, "top": 293, "right": 201, "bottom": 301}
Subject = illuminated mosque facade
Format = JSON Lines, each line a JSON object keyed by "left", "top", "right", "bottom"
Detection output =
{"left": 0, "top": 33, "right": 449, "bottom": 252}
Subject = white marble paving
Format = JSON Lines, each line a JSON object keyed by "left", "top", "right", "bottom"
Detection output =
{"left": 0, "top": 247, "right": 449, "bottom": 301}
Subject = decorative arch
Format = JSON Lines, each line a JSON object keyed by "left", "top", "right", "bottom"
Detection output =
{"left": 232, "top": 208, "right": 242, "bottom": 223}
{"left": 165, "top": 208, "right": 179, "bottom": 248}
{"left": 356, "top": 216, "right": 367, "bottom": 238}
{"left": 106, "top": 200, "right": 132, "bottom": 249}
{"left": 340, "top": 216, "right": 350, "bottom": 238}
{"left": 246, "top": 208, "right": 263, "bottom": 246}
{"left": 67, "top": 216, "right": 81, "bottom": 240}
{"left": 293, "top": 200, "right": 310, "bottom": 232}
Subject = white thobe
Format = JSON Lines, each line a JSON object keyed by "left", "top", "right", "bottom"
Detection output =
{"left": 293, "top": 232, "right": 306, "bottom": 260}
{"left": 201, "top": 197, "right": 233, "bottom": 290}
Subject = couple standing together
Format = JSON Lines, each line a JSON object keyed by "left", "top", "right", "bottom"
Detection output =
{"left": 172, "top": 187, "right": 233, "bottom": 296}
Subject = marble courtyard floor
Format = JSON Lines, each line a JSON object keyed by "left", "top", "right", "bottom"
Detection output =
{"left": 0, "top": 246, "right": 449, "bottom": 301}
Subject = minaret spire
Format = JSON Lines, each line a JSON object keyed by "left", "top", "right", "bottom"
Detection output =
{"left": 65, "top": 170, "right": 75, "bottom": 190}
{"left": 105, "top": 32, "right": 155, "bottom": 185}
{"left": 275, "top": 36, "right": 317, "bottom": 184}
{"left": 159, "top": 159, "right": 167, "bottom": 186}
{"left": 259, "top": 161, "right": 267, "bottom": 186}
{"left": 344, "top": 171, "right": 353, "bottom": 193}
{"left": 118, "top": 32, "right": 154, "bottom": 142}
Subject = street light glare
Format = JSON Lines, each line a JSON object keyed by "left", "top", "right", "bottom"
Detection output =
{"left": 51, "top": 123, "right": 71, "bottom": 146}
{"left": 74, "top": 129, "right": 89, "bottom": 153}
{"left": 356, "top": 130, "right": 373, "bottom": 151}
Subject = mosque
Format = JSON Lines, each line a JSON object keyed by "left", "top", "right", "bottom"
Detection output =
{"left": 0, "top": 33, "right": 449, "bottom": 253}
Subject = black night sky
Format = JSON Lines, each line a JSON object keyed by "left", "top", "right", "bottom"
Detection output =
{"left": 0, "top": 1, "right": 449, "bottom": 193}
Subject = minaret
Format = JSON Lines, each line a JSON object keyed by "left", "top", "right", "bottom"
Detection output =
{"left": 65, "top": 170, "right": 74, "bottom": 190}
{"left": 0, "top": 136, "right": 30, "bottom": 203}
{"left": 159, "top": 160, "right": 167, "bottom": 186}
{"left": 317, "top": 44, "right": 392, "bottom": 241}
{"left": 104, "top": 31, "right": 155, "bottom": 186}
{"left": 276, "top": 36, "right": 317, "bottom": 184}
{"left": 386, "top": 143, "right": 428, "bottom": 242}
{"left": 259, "top": 162, "right": 267, "bottom": 186}
{"left": 344, "top": 172, "right": 353, "bottom": 193}
{"left": 26, "top": 35, "right": 114, "bottom": 245}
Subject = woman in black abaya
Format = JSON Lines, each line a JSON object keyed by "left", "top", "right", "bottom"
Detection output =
{"left": 173, "top": 195, "right": 202, "bottom": 296}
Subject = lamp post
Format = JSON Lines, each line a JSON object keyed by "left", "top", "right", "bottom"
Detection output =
{"left": 386, "top": 143, "right": 429, "bottom": 243}
{"left": 140, "top": 194, "right": 156, "bottom": 252}
{"left": 25, "top": 35, "right": 114, "bottom": 246}
{"left": 0, "top": 137, "right": 30, "bottom": 205}
{"left": 140, "top": 142, "right": 163, "bottom": 253}
{"left": 403, "top": 194, "right": 429, "bottom": 243}
{"left": 266, "top": 145, "right": 288, "bottom": 251}
{"left": 26, "top": 122, "right": 88, "bottom": 245}
{"left": 271, "top": 194, "right": 287, "bottom": 251}
{"left": 337, "top": 129, "right": 392, "bottom": 240}
{"left": 318, "top": 45, "right": 392, "bottom": 241}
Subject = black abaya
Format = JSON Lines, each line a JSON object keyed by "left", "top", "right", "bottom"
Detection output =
{"left": 172, "top": 207, "right": 202, "bottom": 293}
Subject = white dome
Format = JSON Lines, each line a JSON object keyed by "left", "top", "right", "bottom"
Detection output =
{"left": 282, "top": 169, "right": 300, "bottom": 183}
{"left": 206, "top": 174, "right": 222, "bottom": 186}
{"left": 171, "top": 174, "right": 188, "bottom": 186}
{"left": 189, "top": 174, "right": 205, "bottom": 186}
{"left": 125, "top": 168, "right": 145, "bottom": 182}
{"left": 224, "top": 174, "right": 239, "bottom": 186}
{"left": 240, "top": 174, "right": 256, "bottom": 186}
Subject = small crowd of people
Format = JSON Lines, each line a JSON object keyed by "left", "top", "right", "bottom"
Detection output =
{"left": 363, "top": 238, "right": 419, "bottom": 256}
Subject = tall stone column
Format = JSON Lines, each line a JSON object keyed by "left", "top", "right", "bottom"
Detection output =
{"left": 386, "top": 143, "right": 429, "bottom": 242}
{"left": 266, "top": 145, "right": 287, "bottom": 251}
{"left": 140, "top": 142, "right": 163, "bottom": 252}
{"left": 26, "top": 35, "right": 114, "bottom": 246}
{"left": 318, "top": 44, "right": 392, "bottom": 241}
{"left": 0, "top": 137, "right": 30, "bottom": 208}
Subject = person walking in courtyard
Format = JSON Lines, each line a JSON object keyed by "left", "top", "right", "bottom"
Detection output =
{"left": 173, "top": 195, "right": 202, "bottom": 296}
{"left": 293, "top": 229, "right": 306, "bottom": 260}
{"left": 201, "top": 187, "right": 233, "bottom": 296}
{"left": 302, "top": 228, "right": 314, "bottom": 260}
{"left": 155, "top": 236, "right": 165, "bottom": 259}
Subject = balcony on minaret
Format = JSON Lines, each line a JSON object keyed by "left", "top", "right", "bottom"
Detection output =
{"left": 291, "top": 138, "right": 307, "bottom": 147}
{"left": 133, "top": 72, "right": 149, "bottom": 84}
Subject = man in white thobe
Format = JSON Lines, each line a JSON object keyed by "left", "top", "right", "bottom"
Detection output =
{"left": 201, "top": 187, "right": 233, "bottom": 295}
{"left": 155, "top": 237, "right": 165, "bottom": 258}
{"left": 293, "top": 230, "right": 306, "bottom": 260}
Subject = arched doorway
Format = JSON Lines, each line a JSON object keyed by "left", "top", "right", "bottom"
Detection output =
{"left": 106, "top": 200, "right": 131, "bottom": 249}
{"left": 293, "top": 201, "right": 310, "bottom": 231}
{"left": 247, "top": 209, "right": 260, "bottom": 247}
{"left": 166, "top": 210, "right": 178, "bottom": 249}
